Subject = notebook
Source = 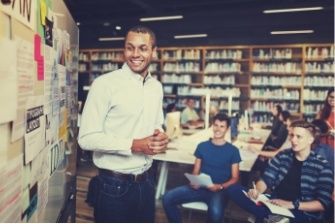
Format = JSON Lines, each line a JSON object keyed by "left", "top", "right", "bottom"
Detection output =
{"left": 242, "top": 190, "right": 294, "bottom": 218}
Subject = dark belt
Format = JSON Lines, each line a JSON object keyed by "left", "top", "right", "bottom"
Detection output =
{"left": 99, "top": 168, "right": 149, "bottom": 182}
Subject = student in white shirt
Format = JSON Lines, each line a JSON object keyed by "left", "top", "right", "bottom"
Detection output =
{"left": 181, "top": 98, "right": 204, "bottom": 128}
{"left": 78, "top": 25, "right": 168, "bottom": 222}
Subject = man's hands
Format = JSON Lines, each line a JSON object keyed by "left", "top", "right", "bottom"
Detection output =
{"left": 207, "top": 184, "right": 223, "bottom": 192}
{"left": 131, "top": 129, "right": 169, "bottom": 155}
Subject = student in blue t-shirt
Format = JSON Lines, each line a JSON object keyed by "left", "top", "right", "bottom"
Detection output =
{"left": 163, "top": 113, "right": 241, "bottom": 222}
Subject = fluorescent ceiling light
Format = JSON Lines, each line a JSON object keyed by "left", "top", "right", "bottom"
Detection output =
{"left": 174, "top": 34, "right": 208, "bottom": 39}
{"left": 264, "top": 7, "right": 323, "bottom": 14}
{"left": 76, "top": 22, "right": 80, "bottom": 26}
{"left": 98, "top": 37, "right": 125, "bottom": 41}
{"left": 115, "top": 25, "right": 122, "bottom": 30}
{"left": 270, "top": 30, "right": 314, "bottom": 35}
{"left": 140, "top": 15, "right": 183, "bottom": 22}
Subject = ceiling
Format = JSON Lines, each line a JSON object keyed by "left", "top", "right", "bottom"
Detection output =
{"left": 64, "top": 0, "right": 334, "bottom": 49}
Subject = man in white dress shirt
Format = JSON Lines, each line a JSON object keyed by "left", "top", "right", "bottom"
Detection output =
{"left": 78, "top": 26, "right": 168, "bottom": 222}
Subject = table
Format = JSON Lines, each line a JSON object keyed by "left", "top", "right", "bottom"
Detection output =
{"left": 153, "top": 126, "right": 270, "bottom": 199}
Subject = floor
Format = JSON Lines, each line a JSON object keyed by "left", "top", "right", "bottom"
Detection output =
{"left": 75, "top": 158, "right": 253, "bottom": 223}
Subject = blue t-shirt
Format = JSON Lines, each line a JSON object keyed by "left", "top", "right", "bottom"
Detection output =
{"left": 194, "top": 140, "right": 241, "bottom": 184}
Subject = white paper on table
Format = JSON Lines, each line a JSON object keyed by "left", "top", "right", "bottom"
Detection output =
{"left": 184, "top": 173, "right": 213, "bottom": 187}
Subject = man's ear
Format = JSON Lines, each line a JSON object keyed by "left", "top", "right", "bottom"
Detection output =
{"left": 152, "top": 47, "right": 158, "bottom": 59}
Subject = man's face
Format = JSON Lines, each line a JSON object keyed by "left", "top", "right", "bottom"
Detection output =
{"left": 124, "top": 31, "right": 156, "bottom": 77}
{"left": 187, "top": 99, "right": 195, "bottom": 108}
{"left": 290, "top": 127, "right": 314, "bottom": 153}
{"left": 212, "top": 119, "right": 228, "bottom": 140}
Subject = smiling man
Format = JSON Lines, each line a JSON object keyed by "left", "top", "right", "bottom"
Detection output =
{"left": 163, "top": 113, "right": 241, "bottom": 222}
{"left": 226, "top": 120, "right": 334, "bottom": 222}
{"left": 78, "top": 26, "right": 168, "bottom": 222}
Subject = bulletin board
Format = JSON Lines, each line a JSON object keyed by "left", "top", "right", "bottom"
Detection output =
{"left": 0, "top": 0, "right": 79, "bottom": 222}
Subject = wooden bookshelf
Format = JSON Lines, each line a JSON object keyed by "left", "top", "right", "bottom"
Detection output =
{"left": 79, "top": 44, "right": 334, "bottom": 122}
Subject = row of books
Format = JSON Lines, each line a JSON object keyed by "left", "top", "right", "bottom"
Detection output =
{"left": 205, "top": 50, "right": 244, "bottom": 60}
{"left": 163, "top": 62, "right": 200, "bottom": 72}
{"left": 162, "top": 49, "right": 201, "bottom": 60}
{"left": 305, "top": 62, "right": 334, "bottom": 73}
{"left": 250, "top": 89, "right": 300, "bottom": 100}
{"left": 306, "top": 46, "right": 334, "bottom": 59}
{"left": 251, "top": 76, "right": 301, "bottom": 86}
{"left": 252, "top": 62, "right": 301, "bottom": 74}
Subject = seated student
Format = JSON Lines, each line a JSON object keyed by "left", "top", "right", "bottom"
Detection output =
{"left": 264, "top": 110, "right": 290, "bottom": 150}
{"left": 251, "top": 111, "right": 290, "bottom": 175}
{"left": 226, "top": 120, "right": 334, "bottom": 222}
{"left": 263, "top": 104, "right": 283, "bottom": 133}
{"left": 162, "top": 113, "right": 241, "bottom": 222}
{"left": 180, "top": 98, "right": 204, "bottom": 128}
{"left": 316, "top": 88, "right": 335, "bottom": 148}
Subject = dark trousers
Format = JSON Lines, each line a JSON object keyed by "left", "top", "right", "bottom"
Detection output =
{"left": 226, "top": 184, "right": 319, "bottom": 223}
{"left": 88, "top": 170, "right": 155, "bottom": 223}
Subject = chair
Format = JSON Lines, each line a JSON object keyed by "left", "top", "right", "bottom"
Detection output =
{"left": 181, "top": 202, "right": 208, "bottom": 221}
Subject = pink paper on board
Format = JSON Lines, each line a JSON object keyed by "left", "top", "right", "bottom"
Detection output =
{"left": 34, "top": 34, "right": 44, "bottom": 80}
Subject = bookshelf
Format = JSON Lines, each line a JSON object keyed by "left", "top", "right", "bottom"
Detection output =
{"left": 303, "top": 45, "right": 334, "bottom": 121}
{"left": 250, "top": 46, "right": 303, "bottom": 122}
{"left": 78, "top": 44, "right": 334, "bottom": 121}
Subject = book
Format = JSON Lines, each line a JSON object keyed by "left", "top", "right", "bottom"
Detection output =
{"left": 184, "top": 173, "right": 213, "bottom": 187}
{"left": 242, "top": 190, "right": 294, "bottom": 218}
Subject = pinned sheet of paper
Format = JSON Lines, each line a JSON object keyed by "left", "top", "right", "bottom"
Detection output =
{"left": 0, "top": 38, "right": 17, "bottom": 124}
{"left": 40, "top": 0, "right": 47, "bottom": 26}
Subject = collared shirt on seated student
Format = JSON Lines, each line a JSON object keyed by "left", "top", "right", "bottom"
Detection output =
{"left": 163, "top": 113, "right": 241, "bottom": 223}
{"left": 78, "top": 25, "right": 168, "bottom": 223}
{"left": 226, "top": 120, "right": 334, "bottom": 223}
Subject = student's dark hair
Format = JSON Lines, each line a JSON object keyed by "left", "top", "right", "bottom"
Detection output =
{"left": 276, "top": 104, "right": 283, "bottom": 116}
{"left": 281, "top": 110, "right": 290, "bottom": 122}
{"left": 212, "top": 113, "right": 230, "bottom": 127}
{"left": 311, "top": 119, "right": 329, "bottom": 134}
{"left": 320, "top": 88, "right": 334, "bottom": 120}
{"left": 126, "top": 25, "right": 157, "bottom": 48}
{"left": 166, "top": 103, "right": 176, "bottom": 113}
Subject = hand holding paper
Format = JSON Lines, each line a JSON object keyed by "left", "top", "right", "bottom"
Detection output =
{"left": 184, "top": 173, "right": 213, "bottom": 187}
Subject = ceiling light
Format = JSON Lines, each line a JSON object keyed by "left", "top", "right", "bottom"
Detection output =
{"left": 270, "top": 30, "right": 314, "bottom": 35}
{"left": 98, "top": 37, "right": 125, "bottom": 41}
{"left": 263, "top": 7, "right": 323, "bottom": 14}
{"left": 115, "top": 26, "right": 121, "bottom": 30}
{"left": 103, "top": 22, "right": 110, "bottom": 26}
{"left": 140, "top": 15, "right": 183, "bottom": 22}
{"left": 76, "top": 22, "right": 80, "bottom": 26}
{"left": 174, "top": 34, "right": 208, "bottom": 39}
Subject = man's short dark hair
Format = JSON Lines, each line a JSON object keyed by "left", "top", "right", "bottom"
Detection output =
{"left": 212, "top": 113, "right": 230, "bottom": 127}
{"left": 126, "top": 25, "right": 157, "bottom": 48}
{"left": 290, "top": 120, "right": 319, "bottom": 138}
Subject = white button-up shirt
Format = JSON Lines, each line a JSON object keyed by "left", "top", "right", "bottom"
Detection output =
{"left": 78, "top": 64, "right": 164, "bottom": 174}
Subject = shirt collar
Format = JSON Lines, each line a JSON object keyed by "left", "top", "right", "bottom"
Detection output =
{"left": 122, "top": 63, "right": 153, "bottom": 83}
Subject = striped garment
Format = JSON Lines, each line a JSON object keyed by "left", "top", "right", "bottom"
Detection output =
{"left": 262, "top": 148, "right": 334, "bottom": 220}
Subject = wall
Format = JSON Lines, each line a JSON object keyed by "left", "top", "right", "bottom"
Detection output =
{"left": 0, "top": 0, "right": 78, "bottom": 222}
